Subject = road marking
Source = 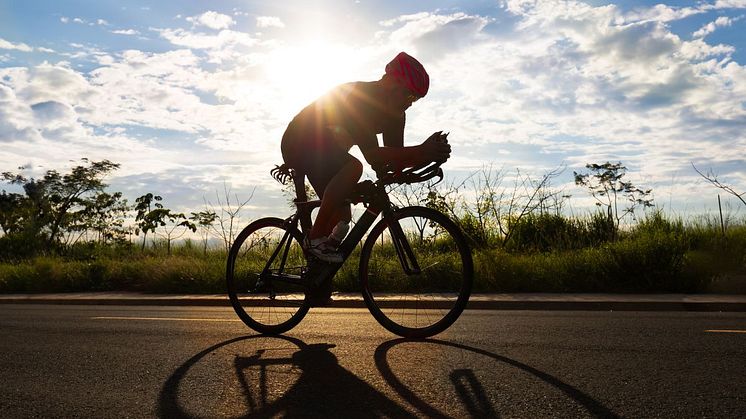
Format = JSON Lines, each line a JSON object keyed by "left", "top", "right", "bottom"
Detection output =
{"left": 705, "top": 329, "right": 746, "bottom": 334}
{"left": 92, "top": 316, "right": 241, "bottom": 322}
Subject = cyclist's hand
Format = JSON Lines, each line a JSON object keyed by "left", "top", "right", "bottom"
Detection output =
{"left": 421, "top": 131, "right": 451, "bottom": 163}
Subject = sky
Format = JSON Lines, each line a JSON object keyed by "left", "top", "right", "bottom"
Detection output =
{"left": 1, "top": 0, "right": 745, "bottom": 224}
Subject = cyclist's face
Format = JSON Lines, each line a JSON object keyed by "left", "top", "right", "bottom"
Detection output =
{"left": 390, "top": 86, "right": 420, "bottom": 111}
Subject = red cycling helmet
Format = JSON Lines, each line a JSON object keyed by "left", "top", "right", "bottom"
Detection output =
{"left": 385, "top": 52, "right": 429, "bottom": 98}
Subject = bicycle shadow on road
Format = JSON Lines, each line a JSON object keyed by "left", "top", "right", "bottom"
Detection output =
{"left": 158, "top": 335, "right": 411, "bottom": 418}
{"left": 375, "top": 338, "right": 621, "bottom": 418}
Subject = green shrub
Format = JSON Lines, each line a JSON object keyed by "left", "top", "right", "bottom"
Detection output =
{"left": 633, "top": 211, "right": 684, "bottom": 236}
{"left": 505, "top": 213, "right": 583, "bottom": 252}
{"left": 602, "top": 232, "right": 692, "bottom": 292}
{"left": 585, "top": 211, "right": 616, "bottom": 244}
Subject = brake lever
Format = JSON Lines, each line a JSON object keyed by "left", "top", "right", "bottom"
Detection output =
{"left": 431, "top": 167, "right": 444, "bottom": 185}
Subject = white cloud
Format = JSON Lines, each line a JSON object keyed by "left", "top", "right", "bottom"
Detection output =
{"left": 712, "top": 1, "right": 746, "bottom": 9}
{"left": 154, "top": 28, "right": 258, "bottom": 50}
{"left": 377, "top": 12, "right": 493, "bottom": 61}
{"left": 256, "top": 16, "right": 285, "bottom": 28}
{"left": 111, "top": 29, "right": 140, "bottom": 36}
{"left": 60, "top": 17, "right": 69, "bottom": 24}
{"left": 0, "top": 38, "right": 33, "bottom": 52}
{"left": 693, "top": 15, "right": 742, "bottom": 38}
{"left": 186, "top": 11, "right": 235, "bottom": 30}
{"left": 31, "top": 100, "right": 75, "bottom": 124}
{"left": 59, "top": 43, "right": 112, "bottom": 64}
{"left": 380, "top": 12, "right": 431, "bottom": 27}
{"left": 491, "top": 2, "right": 745, "bottom": 193}
{"left": 0, "top": 83, "right": 40, "bottom": 143}
{"left": 620, "top": 3, "right": 704, "bottom": 23}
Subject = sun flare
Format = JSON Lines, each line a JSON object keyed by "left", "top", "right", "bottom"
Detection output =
{"left": 266, "top": 41, "right": 360, "bottom": 111}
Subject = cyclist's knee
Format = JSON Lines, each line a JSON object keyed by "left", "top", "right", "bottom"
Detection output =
{"left": 346, "top": 158, "right": 363, "bottom": 179}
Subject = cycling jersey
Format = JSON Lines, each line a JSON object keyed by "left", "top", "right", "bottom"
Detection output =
{"left": 281, "top": 81, "right": 405, "bottom": 196}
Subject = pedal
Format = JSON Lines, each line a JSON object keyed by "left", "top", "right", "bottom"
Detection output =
{"left": 250, "top": 276, "right": 271, "bottom": 293}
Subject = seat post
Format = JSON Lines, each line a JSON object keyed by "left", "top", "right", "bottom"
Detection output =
{"left": 293, "top": 171, "right": 307, "bottom": 202}
{"left": 293, "top": 171, "right": 312, "bottom": 235}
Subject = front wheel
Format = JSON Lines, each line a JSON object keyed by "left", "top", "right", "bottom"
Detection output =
{"left": 227, "top": 217, "right": 310, "bottom": 334}
{"left": 359, "top": 206, "right": 473, "bottom": 338}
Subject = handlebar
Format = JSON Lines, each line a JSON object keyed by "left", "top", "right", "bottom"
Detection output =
{"left": 350, "top": 131, "right": 450, "bottom": 203}
{"left": 377, "top": 161, "right": 444, "bottom": 186}
{"left": 348, "top": 161, "right": 444, "bottom": 205}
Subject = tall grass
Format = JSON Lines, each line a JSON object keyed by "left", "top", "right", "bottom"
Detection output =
{"left": 1, "top": 213, "right": 744, "bottom": 294}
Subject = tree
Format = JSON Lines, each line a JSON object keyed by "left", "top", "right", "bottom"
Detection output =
{"left": 190, "top": 210, "right": 218, "bottom": 255}
{"left": 205, "top": 183, "right": 254, "bottom": 253}
{"left": 134, "top": 193, "right": 195, "bottom": 254}
{"left": 157, "top": 211, "right": 196, "bottom": 256}
{"left": 574, "top": 162, "right": 654, "bottom": 236}
{"left": 75, "top": 191, "right": 130, "bottom": 244}
{"left": 692, "top": 163, "right": 746, "bottom": 208}
{"left": 0, "top": 191, "right": 25, "bottom": 235}
{"left": 1, "top": 159, "right": 121, "bottom": 248}
{"left": 134, "top": 193, "right": 164, "bottom": 251}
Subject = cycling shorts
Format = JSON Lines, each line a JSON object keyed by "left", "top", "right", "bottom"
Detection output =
{"left": 281, "top": 122, "right": 356, "bottom": 198}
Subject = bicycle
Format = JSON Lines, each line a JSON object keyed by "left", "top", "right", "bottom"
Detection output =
{"left": 226, "top": 155, "right": 473, "bottom": 338}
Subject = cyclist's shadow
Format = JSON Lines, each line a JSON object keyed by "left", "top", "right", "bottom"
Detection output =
{"left": 158, "top": 336, "right": 411, "bottom": 418}
{"left": 374, "top": 338, "right": 621, "bottom": 419}
{"left": 159, "top": 335, "right": 620, "bottom": 418}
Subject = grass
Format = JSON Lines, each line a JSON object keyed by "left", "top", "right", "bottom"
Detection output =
{"left": 0, "top": 214, "right": 744, "bottom": 294}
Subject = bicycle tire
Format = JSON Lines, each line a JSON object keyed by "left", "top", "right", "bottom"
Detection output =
{"left": 227, "top": 217, "right": 310, "bottom": 334}
{"left": 359, "top": 206, "right": 473, "bottom": 338}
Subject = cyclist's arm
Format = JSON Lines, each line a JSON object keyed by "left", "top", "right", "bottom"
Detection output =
{"left": 381, "top": 113, "right": 404, "bottom": 148}
{"left": 360, "top": 138, "right": 448, "bottom": 171}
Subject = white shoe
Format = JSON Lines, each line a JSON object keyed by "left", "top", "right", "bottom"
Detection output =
{"left": 304, "top": 237, "right": 344, "bottom": 263}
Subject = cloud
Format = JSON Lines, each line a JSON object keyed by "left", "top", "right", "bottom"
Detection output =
{"left": 0, "top": 83, "right": 39, "bottom": 143}
{"left": 620, "top": 3, "right": 704, "bottom": 23}
{"left": 0, "top": 38, "right": 33, "bottom": 52}
{"left": 9, "top": 64, "right": 94, "bottom": 105}
{"left": 31, "top": 100, "right": 76, "bottom": 124}
{"left": 111, "top": 29, "right": 140, "bottom": 36}
{"left": 693, "top": 15, "right": 742, "bottom": 38}
{"left": 60, "top": 16, "right": 111, "bottom": 27}
{"left": 154, "top": 27, "right": 258, "bottom": 50}
{"left": 377, "top": 12, "right": 492, "bottom": 61}
{"left": 711, "top": 1, "right": 746, "bottom": 9}
{"left": 186, "top": 11, "right": 235, "bottom": 30}
{"left": 256, "top": 16, "right": 285, "bottom": 28}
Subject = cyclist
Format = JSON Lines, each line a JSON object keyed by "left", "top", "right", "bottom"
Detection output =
{"left": 280, "top": 51, "right": 451, "bottom": 263}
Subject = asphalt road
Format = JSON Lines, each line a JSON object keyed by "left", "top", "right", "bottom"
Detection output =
{"left": 1, "top": 305, "right": 744, "bottom": 418}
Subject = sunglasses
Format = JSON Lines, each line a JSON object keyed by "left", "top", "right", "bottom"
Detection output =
{"left": 405, "top": 92, "right": 420, "bottom": 103}
{"left": 399, "top": 88, "right": 421, "bottom": 104}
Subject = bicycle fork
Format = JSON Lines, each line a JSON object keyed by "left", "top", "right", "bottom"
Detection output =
{"left": 386, "top": 216, "right": 422, "bottom": 276}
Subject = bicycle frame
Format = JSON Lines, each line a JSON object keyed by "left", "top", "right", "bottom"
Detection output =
{"left": 255, "top": 179, "right": 420, "bottom": 292}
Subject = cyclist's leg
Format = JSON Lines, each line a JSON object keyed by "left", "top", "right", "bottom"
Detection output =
{"left": 307, "top": 155, "right": 362, "bottom": 240}
{"left": 281, "top": 122, "right": 361, "bottom": 240}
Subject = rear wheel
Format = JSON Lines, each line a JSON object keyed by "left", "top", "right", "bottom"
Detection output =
{"left": 359, "top": 206, "right": 473, "bottom": 338}
{"left": 227, "top": 217, "right": 310, "bottom": 334}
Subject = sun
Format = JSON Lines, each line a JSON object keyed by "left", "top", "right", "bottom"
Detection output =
{"left": 266, "top": 41, "right": 359, "bottom": 111}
